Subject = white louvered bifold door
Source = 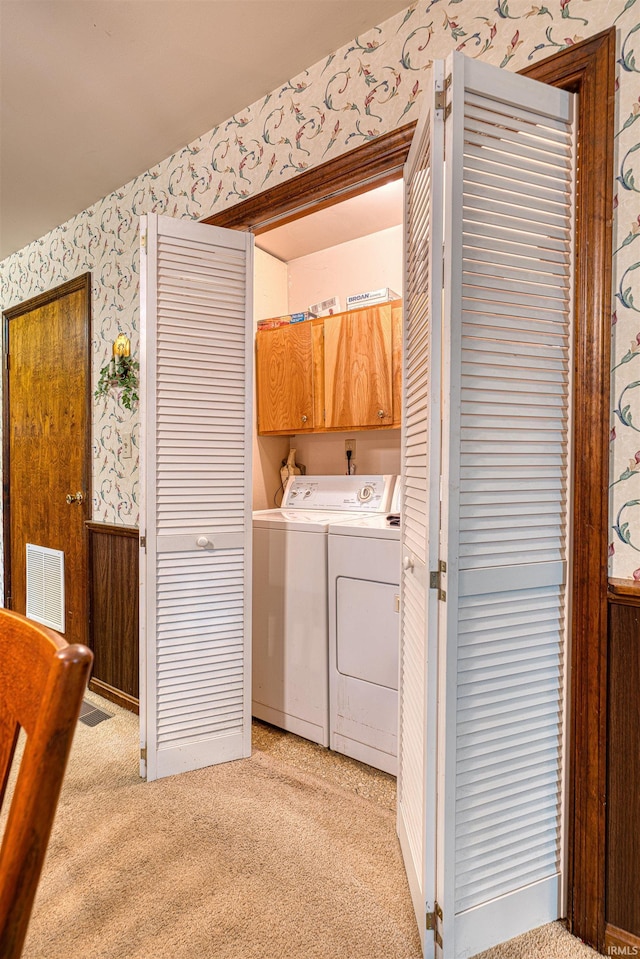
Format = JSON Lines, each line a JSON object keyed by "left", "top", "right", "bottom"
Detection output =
{"left": 398, "top": 61, "right": 444, "bottom": 956}
{"left": 436, "top": 53, "right": 576, "bottom": 957}
{"left": 139, "top": 213, "right": 253, "bottom": 782}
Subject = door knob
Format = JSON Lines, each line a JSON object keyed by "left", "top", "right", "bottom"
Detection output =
{"left": 66, "top": 491, "right": 84, "bottom": 505}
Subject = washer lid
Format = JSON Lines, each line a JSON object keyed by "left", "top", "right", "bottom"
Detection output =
{"left": 328, "top": 513, "right": 401, "bottom": 540}
{"left": 253, "top": 508, "right": 364, "bottom": 532}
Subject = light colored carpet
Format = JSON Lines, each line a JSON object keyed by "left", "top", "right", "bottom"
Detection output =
{"left": 8, "top": 691, "right": 600, "bottom": 959}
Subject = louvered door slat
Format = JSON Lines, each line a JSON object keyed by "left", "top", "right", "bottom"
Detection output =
{"left": 140, "top": 212, "right": 253, "bottom": 782}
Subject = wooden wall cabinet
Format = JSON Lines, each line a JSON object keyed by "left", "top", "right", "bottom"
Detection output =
{"left": 256, "top": 300, "right": 402, "bottom": 435}
{"left": 256, "top": 320, "right": 317, "bottom": 434}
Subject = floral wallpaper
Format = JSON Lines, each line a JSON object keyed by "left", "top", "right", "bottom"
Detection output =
{"left": 0, "top": 0, "right": 638, "bottom": 578}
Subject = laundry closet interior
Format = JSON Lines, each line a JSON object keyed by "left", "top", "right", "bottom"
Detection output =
{"left": 250, "top": 178, "right": 405, "bottom": 776}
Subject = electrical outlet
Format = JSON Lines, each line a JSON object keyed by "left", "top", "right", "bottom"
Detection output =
{"left": 122, "top": 432, "right": 133, "bottom": 459}
{"left": 345, "top": 439, "right": 356, "bottom": 455}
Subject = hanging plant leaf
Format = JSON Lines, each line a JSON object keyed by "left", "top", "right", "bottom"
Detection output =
{"left": 95, "top": 354, "right": 140, "bottom": 411}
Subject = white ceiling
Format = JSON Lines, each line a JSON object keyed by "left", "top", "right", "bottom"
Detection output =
{"left": 256, "top": 178, "right": 403, "bottom": 261}
{"left": 0, "top": 0, "right": 410, "bottom": 262}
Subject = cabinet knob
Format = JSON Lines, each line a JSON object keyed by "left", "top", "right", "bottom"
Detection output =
{"left": 196, "top": 536, "right": 210, "bottom": 548}
{"left": 403, "top": 556, "right": 414, "bottom": 571}
{"left": 301, "top": 414, "right": 308, "bottom": 424}
{"left": 377, "top": 409, "right": 386, "bottom": 418}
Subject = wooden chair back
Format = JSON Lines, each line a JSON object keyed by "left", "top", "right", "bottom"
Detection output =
{"left": 0, "top": 609, "right": 92, "bottom": 959}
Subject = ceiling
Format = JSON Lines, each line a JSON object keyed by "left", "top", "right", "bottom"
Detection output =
{"left": 0, "top": 0, "right": 410, "bottom": 262}
{"left": 256, "top": 178, "right": 404, "bottom": 261}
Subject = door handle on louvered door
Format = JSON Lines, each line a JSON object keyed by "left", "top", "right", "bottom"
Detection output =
{"left": 66, "top": 491, "right": 84, "bottom": 505}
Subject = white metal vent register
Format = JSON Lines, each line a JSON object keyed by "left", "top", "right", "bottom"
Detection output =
{"left": 26, "top": 543, "right": 65, "bottom": 633}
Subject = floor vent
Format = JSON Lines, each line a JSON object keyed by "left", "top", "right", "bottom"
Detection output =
{"left": 79, "top": 700, "right": 114, "bottom": 727}
{"left": 26, "top": 543, "right": 65, "bottom": 633}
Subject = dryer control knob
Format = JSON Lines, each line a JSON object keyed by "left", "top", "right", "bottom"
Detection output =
{"left": 358, "top": 484, "right": 374, "bottom": 502}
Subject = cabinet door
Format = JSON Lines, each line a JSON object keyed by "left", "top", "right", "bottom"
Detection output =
{"left": 324, "top": 304, "right": 393, "bottom": 429}
{"left": 391, "top": 301, "right": 403, "bottom": 428}
{"left": 256, "top": 322, "right": 314, "bottom": 433}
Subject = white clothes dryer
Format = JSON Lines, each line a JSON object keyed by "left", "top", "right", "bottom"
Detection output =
{"left": 328, "top": 498, "right": 401, "bottom": 774}
{"left": 252, "top": 475, "right": 395, "bottom": 747}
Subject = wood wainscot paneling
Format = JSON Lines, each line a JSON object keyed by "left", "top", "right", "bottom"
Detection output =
{"left": 606, "top": 581, "right": 640, "bottom": 952}
{"left": 87, "top": 522, "right": 139, "bottom": 713}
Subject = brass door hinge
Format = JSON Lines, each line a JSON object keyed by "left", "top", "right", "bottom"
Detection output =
{"left": 140, "top": 747, "right": 147, "bottom": 761}
{"left": 429, "top": 559, "right": 447, "bottom": 602}
{"left": 427, "top": 902, "right": 444, "bottom": 948}
{"left": 435, "top": 76, "right": 452, "bottom": 119}
{"left": 141, "top": 230, "right": 147, "bottom": 252}
{"left": 140, "top": 535, "right": 146, "bottom": 549}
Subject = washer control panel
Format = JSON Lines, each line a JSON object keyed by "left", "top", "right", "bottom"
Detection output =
{"left": 283, "top": 475, "right": 396, "bottom": 512}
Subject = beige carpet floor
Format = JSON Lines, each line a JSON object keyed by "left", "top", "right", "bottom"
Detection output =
{"left": 8, "top": 692, "right": 600, "bottom": 959}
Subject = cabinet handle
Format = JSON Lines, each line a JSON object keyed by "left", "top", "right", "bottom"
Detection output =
{"left": 377, "top": 409, "right": 386, "bottom": 418}
{"left": 301, "top": 414, "right": 308, "bottom": 424}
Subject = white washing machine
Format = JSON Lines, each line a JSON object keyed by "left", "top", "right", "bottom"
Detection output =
{"left": 328, "top": 486, "right": 401, "bottom": 774}
{"left": 252, "top": 475, "right": 395, "bottom": 746}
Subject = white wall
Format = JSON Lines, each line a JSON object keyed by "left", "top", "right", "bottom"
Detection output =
{"left": 287, "top": 226, "right": 402, "bottom": 316}
{"left": 290, "top": 429, "right": 400, "bottom": 478}
{"left": 253, "top": 248, "right": 290, "bottom": 510}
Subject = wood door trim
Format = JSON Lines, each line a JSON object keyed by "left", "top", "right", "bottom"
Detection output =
{"left": 204, "top": 30, "right": 615, "bottom": 951}
{"left": 2, "top": 273, "right": 93, "bottom": 616}
{"left": 605, "top": 924, "right": 640, "bottom": 954}
{"left": 85, "top": 521, "right": 139, "bottom": 538}
{"left": 522, "top": 29, "right": 615, "bottom": 952}
{"left": 608, "top": 577, "right": 640, "bottom": 600}
{"left": 88, "top": 677, "right": 139, "bottom": 714}
{"left": 202, "top": 123, "right": 415, "bottom": 234}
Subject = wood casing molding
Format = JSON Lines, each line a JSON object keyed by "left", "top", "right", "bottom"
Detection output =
{"left": 202, "top": 123, "right": 415, "bottom": 234}
{"left": 523, "top": 29, "right": 615, "bottom": 951}
{"left": 211, "top": 30, "right": 615, "bottom": 950}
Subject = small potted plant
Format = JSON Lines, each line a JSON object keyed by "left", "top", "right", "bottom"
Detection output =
{"left": 94, "top": 333, "right": 140, "bottom": 411}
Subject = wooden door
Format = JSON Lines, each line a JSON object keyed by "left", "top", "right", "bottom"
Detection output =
{"left": 256, "top": 321, "right": 314, "bottom": 433}
{"left": 324, "top": 304, "right": 393, "bottom": 428}
{"left": 3, "top": 274, "right": 91, "bottom": 648}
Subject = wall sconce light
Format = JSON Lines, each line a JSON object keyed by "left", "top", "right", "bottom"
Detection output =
{"left": 95, "top": 332, "right": 139, "bottom": 411}
{"left": 113, "top": 332, "right": 131, "bottom": 358}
